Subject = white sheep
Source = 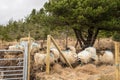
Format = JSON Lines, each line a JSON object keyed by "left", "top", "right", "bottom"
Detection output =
{"left": 30, "top": 43, "right": 41, "bottom": 55}
{"left": 50, "top": 47, "right": 60, "bottom": 63}
{"left": 85, "top": 47, "right": 97, "bottom": 61}
{"left": 20, "top": 41, "right": 41, "bottom": 55}
{"left": 77, "top": 47, "right": 98, "bottom": 64}
{"left": 67, "top": 46, "right": 77, "bottom": 56}
{"left": 34, "top": 53, "right": 46, "bottom": 65}
{"left": 50, "top": 45, "right": 77, "bottom": 63}
{"left": 60, "top": 50, "right": 77, "bottom": 65}
{"left": 30, "top": 42, "right": 41, "bottom": 50}
{"left": 34, "top": 52, "right": 55, "bottom": 71}
{"left": 60, "top": 46, "right": 77, "bottom": 65}
{"left": 8, "top": 44, "right": 24, "bottom": 50}
{"left": 99, "top": 50, "right": 114, "bottom": 65}
{"left": 67, "top": 46, "right": 76, "bottom": 53}
{"left": 77, "top": 50, "right": 92, "bottom": 64}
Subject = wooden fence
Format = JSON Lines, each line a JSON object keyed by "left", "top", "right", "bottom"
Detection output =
{"left": 115, "top": 42, "right": 120, "bottom": 80}
{"left": 45, "top": 35, "right": 73, "bottom": 74}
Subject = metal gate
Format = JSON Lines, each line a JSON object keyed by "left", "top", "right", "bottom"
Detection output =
{"left": 0, "top": 42, "right": 28, "bottom": 80}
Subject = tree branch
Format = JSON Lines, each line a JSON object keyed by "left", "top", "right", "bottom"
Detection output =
{"left": 78, "top": 29, "right": 86, "bottom": 43}
{"left": 86, "top": 27, "right": 94, "bottom": 46}
{"left": 90, "top": 28, "right": 99, "bottom": 46}
{"left": 73, "top": 29, "right": 83, "bottom": 48}
{"left": 99, "top": 27, "right": 120, "bottom": 31}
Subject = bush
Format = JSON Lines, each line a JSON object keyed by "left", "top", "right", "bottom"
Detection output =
{"left": 112, "top": 32, "right": 120, "bottom": 42}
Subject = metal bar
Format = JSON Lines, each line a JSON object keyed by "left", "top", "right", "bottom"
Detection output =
{"left": 3, "top": 73, "right": 23, "bottom": 76}
{"left": 23, "top": 42, "right": 28, "bottom": 80}
{"left": 2, "top": 77, "right": 23, "bottom": 80}
{"left": 0, "top": 42, "right": 28, "bottom": 80}
{"left": 0, "top": 58, "right": 23, "bottom": 60}
{"left": 0, "top": 50, "right": 23, "bottom": 52}
{"left": 0, "top": 70, "right": 23, "bottom": 72}
{"left": 0, "top": 66, "right": 23, "bottom": 68}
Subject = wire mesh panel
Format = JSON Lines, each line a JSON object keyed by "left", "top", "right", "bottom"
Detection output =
{"left": 0, "top": 42, "right": 28, "bottom": 80}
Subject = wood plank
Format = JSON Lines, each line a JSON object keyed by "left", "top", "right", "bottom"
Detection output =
{"left": 115, "top": 42, "right": 119, "bottom": 80}
{"left": 46, "top": 35, "right": 51, "bottom": 74}
{"left": 27, "top": 32, "right": 31, "bottom": 80}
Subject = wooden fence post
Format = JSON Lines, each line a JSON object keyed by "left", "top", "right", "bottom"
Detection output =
{"left": 115, "top": 42, "right": 118, "bottom": 80}
{"left": 46, "top": 35, "right": 51, "bottom": 74}
{"left": 115, "top": 42, "right": 119, "bottom": 80}
{"left": 118, "top": 42, "right": 120, "bottom": 80}
{"left": 27, "top": 33, "right": 31, "bottom": 80}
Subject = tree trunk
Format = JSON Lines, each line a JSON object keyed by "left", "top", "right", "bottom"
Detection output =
{"left": 73, "top": 29, "right": 84, "bottom": 48}
{"left": 75, "top": 40, "right": 79, "bottom": 48}
{"left": 73, "top": 28, "right": 99, "bottom": 50}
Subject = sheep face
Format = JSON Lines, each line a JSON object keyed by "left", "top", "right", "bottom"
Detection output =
{"left": 77, "top": 50, "right": 92, "bottom": 64}
{"left": 50, "top": 48, "right": 60, "bottom": 63}
{"left": 99, "top": 51, "right": 105, "bottom": 56}
{"left": 67, "top": 46, "right": 76, "bottom": 53}
{"left": 99, "top": 50, "right": 114, "bottom": 65}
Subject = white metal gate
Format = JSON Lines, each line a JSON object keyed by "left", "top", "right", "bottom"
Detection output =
{"left": 0, "top": 42, "right": 28, "bottom": 80}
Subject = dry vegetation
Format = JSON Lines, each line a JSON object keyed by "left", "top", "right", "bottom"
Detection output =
{"left": 35, "top": 64, "right": 115, "bottom": 80}
{"left": 0, "top": 38, "right": 116, "bottom": 80}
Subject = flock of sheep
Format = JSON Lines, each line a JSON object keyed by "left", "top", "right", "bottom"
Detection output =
{"left": 7, "top": 41, "right": 114, "bottom": 72}
{"left": 34, "top": 45, "right": 114, "bottom": 71}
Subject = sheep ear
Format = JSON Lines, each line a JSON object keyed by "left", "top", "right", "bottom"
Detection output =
{"left": 50, "top": 50, "right": 56, "bottom": 56}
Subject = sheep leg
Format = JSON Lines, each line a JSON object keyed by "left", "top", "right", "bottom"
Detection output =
{"left": 80, "top": 62, "right": 86, "bottom": 66}
{"left": 62, "top": 63, "right": 67, "bottom": 67}
{"left": 40, "top": 67, "right": 43, "bottom": 71}
{"left": 80, "top": 62, "right": 83, "bottom": 66}
{"left": 55, "top": 60, "right": 58, "bottom": 63}
{"left": 41, "top": 65, "right": 46, "bottom": 72}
